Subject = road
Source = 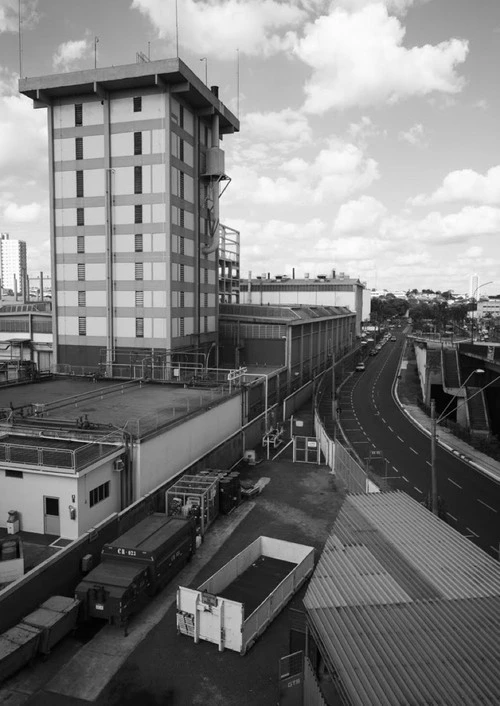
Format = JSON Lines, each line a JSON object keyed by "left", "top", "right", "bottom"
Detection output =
{"left": 339, "top": 331, "right": 500, "bottom": 559}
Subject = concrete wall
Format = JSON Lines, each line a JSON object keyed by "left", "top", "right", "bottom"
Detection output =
{"left": 414, "top": 344, "right": 427, "bottom": 400}
{"left": 134, "top": 394, "right": 242, "bottom": 496}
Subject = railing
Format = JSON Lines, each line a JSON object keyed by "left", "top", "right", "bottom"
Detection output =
{"left": 0, "top": 439, "right": 119, "bottom": 471}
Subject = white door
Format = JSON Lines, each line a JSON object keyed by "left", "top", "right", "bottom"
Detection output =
{"left": 43, "top": 496, "right": 60, "bottom": 535}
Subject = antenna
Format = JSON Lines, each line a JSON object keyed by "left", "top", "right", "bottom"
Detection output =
{"left": 175, "top": 0, "right": 179, "bottom": 57}
{"left": 94, "top": 36, "right": 99, "bottom": 69}
{"left": 236, "top": 48, "right": 240, "bottom": 119}
{"left": 148, "top": 41, "right": 151, "bottom": 60}
{"left": 200, "top": 57, "right": 207, "bottom": 84}
{"left": 18, "top": 0, "right": 23, "bottom": 78}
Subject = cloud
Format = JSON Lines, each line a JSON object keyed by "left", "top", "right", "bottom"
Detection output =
{"left": 410, "top": 166, "right": 500, "bottom": 206}
{"left": 398, "top": 122, "right": 425, "bottom": 146}
{"left": 292, "top": 3, "right": 468, "bottom": 113}
{"left": 0, "top": 0, "right": 39, "bottom": 33}
{"left": 226, "top": 138, "right": 379, "bottom": 207}
{"left": 53, "top": 38, "right": 91, "bottom": 71}
{"left": 335, "top": 0, "right": 425, "bottom": 13}
{"left": 243, "top": 108, "right": 312, "bottom": 148}
{"left": 131, "top": 0, "right": 306, "bottom": 58}
{"left": 3, "top": 201, "right": 42, "bottom": 223}
{"left": 333, "top": 196, "right": 387, "bottom": 233}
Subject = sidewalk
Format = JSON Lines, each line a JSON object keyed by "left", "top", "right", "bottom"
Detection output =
{"left": 395, "top": 356, "right": 500, "bottom": 485}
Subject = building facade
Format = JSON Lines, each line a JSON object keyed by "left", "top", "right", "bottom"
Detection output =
{"left": 0, "top": 234, "right": 27, "bottom": 294}
{"left": 20, "top": 59, "right": 239, "bottom": 373}
{"left": 240, "top": 272, "right": 369, "bottom": 335}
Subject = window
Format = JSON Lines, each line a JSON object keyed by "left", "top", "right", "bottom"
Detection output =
{"left": 76, "top": 170, "right": 84, "bottom": 198}
{"left": 204, "top": 268, "right": 208, "bottom": 284}
{"left": 179, "top": 236, "right": 184, "bottom": 255}
{"left": 135, "top": 262, "right": 143, "bottom": 280}
{"left": 179, "top": 104, "right": 184, "bottom": 128}
{"left": 179, "top": 291, "right": 185, "bottom": 308}
{"left": 135, "top": 317, "right": 144, "bottom": 338}
{"left": 78, "top": 291, "right": 86, "bottom": 307}
{"left": 134, "top": 234, "right": 143, "bottom": 252}
{"left": 179, "top": 209, "right": 185, "bottom": 228}
{"left": 179, "top": 264, "right": 185, "bottom": 282}
{"left": 89, "top": 481, "right": 110, "bottom": 508}
{"left": 134, "top": 132, "right": 142, "bottom": 155}
{"left": 5, "top": 470, "right": 23, "bottom": 479}
{"left": 78, "top": 316, "right": 86, "bottom": 336}
{"left": 76, "top": 207, "right": 84, "bottom": 226}
{"left": 134, "top": 166, "right": 142, "bottom": 194}
{"left": 179, "top": 138, "right": 184, "bottom": 161}
{"left": 179, "top": 171, "right": 184, "bottom": 199}
{"left": 133, "top": 96, "right": 142, "bottom": 112}
{"left": 75, "top": 137, "right": 83, "bottom": 160}
{"left": 179, "top": 317, "right": 185, "bottom": 336}
{"left": 135, "top": 290, "right": 144, "bottom": 307}
{"left": 134, "top": 204, "right": 142, "bottom": 224}
{"left": 204, "top": 292, "right": 208, "bottom": 308}
{"left": 204, "top": 316, "right": 208, "bottom": 333}
{"left": 77, "top": 263, "right": 86, "bottom": 281}
{"left": 77, "top": 235, "right": 85, "bottom": 254}
{"left": 75, "top": 103, "right": 82, "bottom": 126}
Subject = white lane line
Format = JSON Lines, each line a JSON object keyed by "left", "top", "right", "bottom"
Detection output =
{"left": 413, "top": 487, "right": 423, "bottom": 494}
{"left": 387, "top": 426, "right": 394, "bottom": 432}
{"left": 446, "top": 513, "right": 458, "bottom": 522}
{"left": 466, "top": 527, "right": 479, "bottom": 538}
{"left": 410, "top": 447, "right": 418, "bottom": 455}
{"left": 381, "top": 418, "right": 386, "bottom": 423}
{"left": 402, "top": 476, "right": 410, "bottom": 483}
{"left": 448, "top": 478, "right": 462, "bottom": 490}
{"left": 426, "top": 461, "right": 432, "bottom": 467}
{"left": 352, "top": 441, "right": 370, "bottom": 444}
{"left": 490, "top": 546, "right": 499, "bottom": 555}
{"left": 397, "top": 436, "right": 404, "bottom": 443}
{"left": 478, "top": 499, "right": 498, "bottom": 513}
{"left": 392, "top": 466, "right": 399, "bottom": 473}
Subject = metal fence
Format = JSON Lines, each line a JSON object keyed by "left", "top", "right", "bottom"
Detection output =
{"left": 0, "top": 439, "right": 118, "bottom": 471}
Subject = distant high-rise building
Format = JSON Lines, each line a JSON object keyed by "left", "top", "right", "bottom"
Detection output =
{"left": 0, "top": 233, "right": 27, "bottom": 292}
{"left": 20, "top": 58, "right": 239, "bottom": 372}
{"left": 469, "top": 273, "right": 479, "bottom": 298}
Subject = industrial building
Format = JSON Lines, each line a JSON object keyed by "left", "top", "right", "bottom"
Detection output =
{"left": 240, "top": 272, "right": 369, "bottom": 336}
{"left": 304, "top": 492, "right": 500, "bottom": 705}
{"left": 19, "top": 58, "right": 239, "bottom": 374}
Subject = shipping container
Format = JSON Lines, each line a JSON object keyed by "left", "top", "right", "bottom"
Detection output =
{"left": 177, "top": 536, "right": 314, "bottom": 654}
{"left": 76, "top": 514, "right": 195, "bottom": 632}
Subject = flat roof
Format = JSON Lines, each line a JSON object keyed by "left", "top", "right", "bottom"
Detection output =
{"left": 220, "top": 303, "right": 354, "bottom": 324}
{"left": 0, "top": 378, "right": 227, "bottom": 439}
{"left": 304, "top": 492, "right": 500, "bottom": 705}
{"left": 19, "top": 57, "right": 239, "bottom": 134}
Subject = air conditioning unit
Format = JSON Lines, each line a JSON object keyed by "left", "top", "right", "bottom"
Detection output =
{"left": 113, "top": 458, "right": 125, "bottom": 473}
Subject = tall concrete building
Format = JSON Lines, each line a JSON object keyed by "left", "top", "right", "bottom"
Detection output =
{"left": 0, "top": 233, "right": 27, "bottom": 293}
{"left": 20, "top": 58, "right": 239, "bottom": 372}
{"left": 469, "top": 273, "right": 479, "bottom": 298}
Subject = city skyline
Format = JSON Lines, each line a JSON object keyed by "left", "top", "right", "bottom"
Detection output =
{"left": 0, "top": 0, "right": 499, "bottom": 294}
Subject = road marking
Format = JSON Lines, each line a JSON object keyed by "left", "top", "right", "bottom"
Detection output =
{"left": 448, "top": 478, "right": 462, "bottom": 489}
{"left": 381, "top": 417, "right": 386, "bottom": 423}
{"left": 426, "top": 461, "right": 432, "bottom": 467}
{"left": 466, "top": 527, "right": 479, "bottom": 538}
{"left": 387, "top": 426, "right": 393, "bottom": 432}
{"left": 446, "top": 513, "right": 458, "bottom": 522}
{"left": 402, "top": 475, "right": 410, "bottom": 483}
{"left": 352, "top": 441, "right": 370, "bottom": 444}
{"left": 392, "top": 466, "right": 399, "bottom": 473}
{"left": 414, "top": 487, "right": 423, "bottom": 494}
{"left": 397, "top": 436, "right": 404, "bottom": 442}
{"left": 410, "top": 447, "right": 418, "bottom": 455}
{"left": 478, "top": 499, "right": 497, "bottom": 513}
{"left": 490, "top": 546, "right": 499, "bottom": 556}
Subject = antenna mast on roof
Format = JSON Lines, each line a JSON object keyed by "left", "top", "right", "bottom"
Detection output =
{"left": 136, "top": 51, "right": 150, "bottom": 63}
{"left": 175, "top": 0, "right": 179, "bottom": 57}
{"left": 236, "top": 48, "right": 240, "bottom": 119}
{"left": 18, "top": 0, "right": 23, "bottom": 78}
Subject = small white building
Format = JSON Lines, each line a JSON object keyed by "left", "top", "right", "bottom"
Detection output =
{"left": 0, "top": 431, "right": 124, "bottom": 540}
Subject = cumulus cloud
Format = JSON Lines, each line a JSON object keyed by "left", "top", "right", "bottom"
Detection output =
{"left": 53, "top": 38, "right": 91, "bottom": 71}
{"left": 3, "top": 202, "right": 42, "bottom": 222}
{"left": 0, "top": 0, "right": 39, "bottom": 33}
{"left": 243, "top": 109, "right": 312, "bottom": 148}
{"left": 398, "top": 123, "right": 425, "bottom": 146}
{"left": 333, "top": 196, "right": 387, "bottom": 233}
{"left": 131, "top": 0, "right": 305, "bottom": 58}
{"left": 292, "top": 3, "right": 468, "bottom": 113}
{"left": 410, "top": 166, "right": 500, "bottom": 206}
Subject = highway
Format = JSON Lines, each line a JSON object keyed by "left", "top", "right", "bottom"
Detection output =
{"left": 339, "top": 331, "right": 500, "bottom": 560}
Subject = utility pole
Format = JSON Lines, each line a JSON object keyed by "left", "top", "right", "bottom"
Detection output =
{"left": 430, "top": 399, "right": 438, "bottom": 515}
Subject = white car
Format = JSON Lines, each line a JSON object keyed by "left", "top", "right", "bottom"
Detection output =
{"left": 355, "top": 362, "right": 366, "bottom": 372}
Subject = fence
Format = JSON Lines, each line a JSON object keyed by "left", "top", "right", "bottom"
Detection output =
{"left": 0, "top": 439, "right": 119, "bottom": 472}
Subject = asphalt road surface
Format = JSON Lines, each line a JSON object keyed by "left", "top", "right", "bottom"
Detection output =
{"left": 339, "top": 332, "right": 500, "bottom": 559}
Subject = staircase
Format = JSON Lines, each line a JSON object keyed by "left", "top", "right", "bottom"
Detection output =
{"left": 466, "top": 387, "right": 490, "bottom": 435}
{"left": 442, "top": 348, "right": 461, "bottom": 394}
{"left": 318, "top": 388, "right": 336, "bottom": 438}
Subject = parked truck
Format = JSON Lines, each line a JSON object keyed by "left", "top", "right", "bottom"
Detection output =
{"left": 76, "top": 514, "right": 195, "bottom": 633}
{"left": 176, "top": 536, "right": 314, "bottom": 654}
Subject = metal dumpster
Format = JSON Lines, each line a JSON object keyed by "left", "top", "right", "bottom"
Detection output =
{"left": 20, "top": 596, "right": 80, "bottom": 655}
{"left": 0, "top": 624, "right": 41, "bottom": 684}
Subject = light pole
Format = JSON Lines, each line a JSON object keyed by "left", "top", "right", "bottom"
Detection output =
{"left": 470, "top": 281, "right": 493, "bottom": 343}
{"left": 430, "top": 369, "right": 500, "bottom": 515}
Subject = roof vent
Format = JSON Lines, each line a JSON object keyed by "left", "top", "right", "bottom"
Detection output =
{"left": 317, "top": 274, "right": 327, "bottom": 280}
{"left": 304, "top": 273, "right": 310, "bottom": 279}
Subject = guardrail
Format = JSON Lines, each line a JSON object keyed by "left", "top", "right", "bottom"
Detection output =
{"left": 0, "top": 439, "right": 119, "bottom": 472}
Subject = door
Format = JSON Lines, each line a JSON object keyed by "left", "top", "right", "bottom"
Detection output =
{"left": 44, "top": 496, "right": 60, "bottom": 535}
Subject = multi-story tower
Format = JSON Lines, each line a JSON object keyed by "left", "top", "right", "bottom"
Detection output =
{"left": 469, "top": 273, "right": 479, "bottom": 299}
{"left": 20, "top": 58, "right": 239, "bottom": 373}
{"left": 0, "top": 233, "right": 27, "bottom": 293}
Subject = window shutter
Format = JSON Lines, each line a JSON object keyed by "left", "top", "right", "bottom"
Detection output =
{"left": 75, "top": 137, "right": 83, "bottom": 160}
{"left": 77, "top": 264, "right": 86, "bottom": 281}
{"left": 133, "top": 96, "right": 142, "bottom": 112}
{"left": 135, "top": 263, "right": 143, "bottom": 280}
{"left": 135, "top": 291, "right": 144, "bottom": 307}
{"left": 76, "top": 170, "right": 84, "bottom": 197}
{"left": 78, "top": 291, "right": 86, "bottom": 307}
{"left": 134, "top": 205, "right": 142, "bottom": 223}
{"left": 78, "top": 316, "right": 86, "bottom": 335}
{"left": 134, "top": 234, "right": 143, "bottom": 252}
{"left": 134, "top": 166, "right": 142, "bottom": 194}
{"left": 75, "top": 104, "right": 82, "bottom": 126}
{"left": 76, "top": 208, "right": 84, "bottom": 226}
{"left": 134, "top": 132, "right": 142, "bottom": 155}
{"left": 77, "top": 235, "right": 85, "bottom": 253}
{"left": 135, "top": 318, "right": 144, "bottom": 337}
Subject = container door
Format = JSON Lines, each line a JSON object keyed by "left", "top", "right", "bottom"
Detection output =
{"left": 38, "top": 351, "right": 51, "bottom": 371}
{"left": 43, "top": 496, "right": 60, "bottom": 535}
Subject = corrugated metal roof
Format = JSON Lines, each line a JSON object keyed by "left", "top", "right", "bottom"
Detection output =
{"left": 304, "top": 492, "right": 500, "bottom": 705}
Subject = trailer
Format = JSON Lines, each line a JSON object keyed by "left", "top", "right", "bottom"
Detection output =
{"left": 76, "top": 514, "right": 195, "bottom": 632}
{"left": 176, "top": 536, "right": 314, "bottom": 654}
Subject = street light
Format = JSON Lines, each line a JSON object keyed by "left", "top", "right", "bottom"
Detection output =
{"left": 430, "top": 369, "right": 499, "bottom": 515}
{"left": 470, "top": 281, "right": 493, "bottom": 343}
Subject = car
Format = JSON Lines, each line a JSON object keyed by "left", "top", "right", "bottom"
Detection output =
{"left": 355, "top": 362, "right": 366, "bottom": 371}
{"left": 369, "top": 349, "right": 378, "bottom": 356}
{"left": 390, "top": 336, "right": 397, "bottom": 341}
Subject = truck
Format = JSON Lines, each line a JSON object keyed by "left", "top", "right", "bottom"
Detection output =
{"left": 76, "top": 514, "right": 196, "bottom": 633}
{"left": 176, "top": 536, "right": 314, "bottom": 654}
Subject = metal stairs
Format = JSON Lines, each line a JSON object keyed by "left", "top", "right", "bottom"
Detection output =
{"left": 466, "top": 386, "right": 490, "bottom": 434}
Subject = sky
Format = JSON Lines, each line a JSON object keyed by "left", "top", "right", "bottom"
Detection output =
{"left": 1, "top": 0, "right": 500, "bottom": 295}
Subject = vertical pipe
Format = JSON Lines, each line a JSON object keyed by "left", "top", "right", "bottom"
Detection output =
{"left": 430, "top": 399, "right": 438, "bottom": 515}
